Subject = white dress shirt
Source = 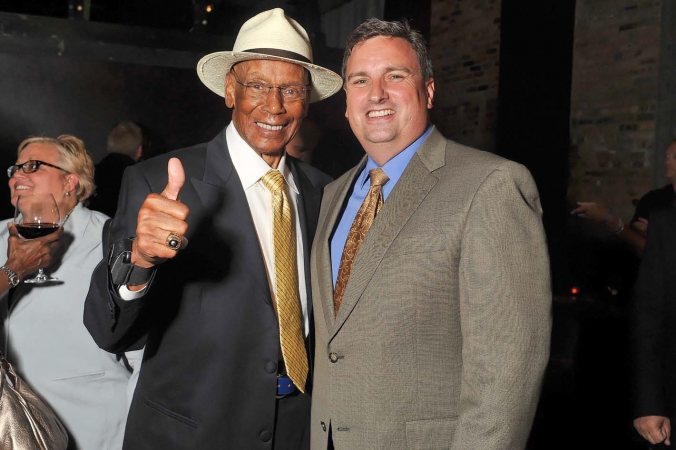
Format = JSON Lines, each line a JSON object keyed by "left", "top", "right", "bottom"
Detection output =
{"left": 120, "top": 123, "right": 309, "bottom": 335}
{"left": 225, "top": 123, "right": 309, "bottom": 336}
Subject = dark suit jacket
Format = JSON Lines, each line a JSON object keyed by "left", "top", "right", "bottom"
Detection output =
{"left": 632, "top": 207, "right": 676, "bottom": 437}
{"left": 84, "top": 128, "right": 331, "bottom": 449}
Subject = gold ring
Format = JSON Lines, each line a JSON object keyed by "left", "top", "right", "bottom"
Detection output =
{"left": 166, "top": 232, "right": 182, "bottom": 251}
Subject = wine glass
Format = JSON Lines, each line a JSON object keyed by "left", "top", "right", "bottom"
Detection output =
{"left": 13, "top": 193, "right": 61, "bottom": 284}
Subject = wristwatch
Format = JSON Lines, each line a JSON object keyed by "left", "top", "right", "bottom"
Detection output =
{"left": 109, "top": 237, "right": 155, "bottom": 286}
{"left": 0, "top": 265, "right": 20, "bottom": 287}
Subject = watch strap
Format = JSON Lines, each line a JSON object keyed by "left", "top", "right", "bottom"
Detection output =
{"left": 0, "top": 265, "right": 19, "bottom": 287}
{"left": 109, "top": 237, "right": 155, "bottom": 286}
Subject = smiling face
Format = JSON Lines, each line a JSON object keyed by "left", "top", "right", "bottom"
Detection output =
{"left": 225, "top": 59, "right": 309, "bottom": 166}
{"left": 8, "top": 143, "right": 77, "bottom": 212}
{"left": 344, "top": 36, "right": 434, "bottom": 165}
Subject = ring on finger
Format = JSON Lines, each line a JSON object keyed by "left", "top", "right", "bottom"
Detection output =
{"left": 165, "top": 232, "right": 182, "bottom": 251}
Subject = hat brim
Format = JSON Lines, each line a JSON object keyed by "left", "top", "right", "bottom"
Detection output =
{"left": 197, "top": 51, "right": 343, "bottom": 103}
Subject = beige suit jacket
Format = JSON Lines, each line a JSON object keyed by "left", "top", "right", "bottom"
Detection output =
{"left": 310, "top": 127, "right": 552, "bottom": 450}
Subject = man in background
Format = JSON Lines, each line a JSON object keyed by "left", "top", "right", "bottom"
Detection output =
{"left": 571, "top": 139, "right": 676, "bottom": 257}
{"left": 632, "top": 207, "right": 676, "bottom": 448}
{"left": 286, "top": 118, "right": 322, "bottom": 164}
{"left": 89, "top": 120, "right": 144, "bottom": 217}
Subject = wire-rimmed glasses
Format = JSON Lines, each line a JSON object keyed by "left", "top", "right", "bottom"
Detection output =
{"left": 231, "top": 75, "right": 311, "bottom": 101}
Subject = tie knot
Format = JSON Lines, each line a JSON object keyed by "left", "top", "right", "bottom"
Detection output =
{"left": 369, "top": 168, "right": 389, "bottom": 187}
{"left": 261, "top": 170, "right": 285, "bottom": 195}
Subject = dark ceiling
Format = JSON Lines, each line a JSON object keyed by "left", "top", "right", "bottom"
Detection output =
{"left": 0, "top": 1, "right": 430, "bottom": 45}
{"left": 0, "top": 0, "right": 315, "bottom": 36}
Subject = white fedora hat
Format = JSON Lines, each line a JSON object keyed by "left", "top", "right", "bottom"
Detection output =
{"left": 196, "top": 8, "right": 342, "bottom": 103}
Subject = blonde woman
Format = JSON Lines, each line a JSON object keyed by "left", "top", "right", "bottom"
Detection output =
{"left": 0, "top": 135, "right": 139, "bottom": 449}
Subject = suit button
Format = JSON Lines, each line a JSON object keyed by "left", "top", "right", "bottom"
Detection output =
{"left": 265, "top": 361, "right": 277, "bottom": 374}
{"left": 329, "top": 352, "right": 339, "bottom": 363}
{"left": 260, "top": 430, "right": 272, "bottom": 442}
{"left": 321, "top": 421, "right": 327, "bottom": 432}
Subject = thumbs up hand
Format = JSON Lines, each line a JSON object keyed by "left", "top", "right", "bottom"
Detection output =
{"left": 131, "top": 158, "right": 190, "bottom": 273}
{"left": 161, "top": 157, "right": 185, "bottom": 201}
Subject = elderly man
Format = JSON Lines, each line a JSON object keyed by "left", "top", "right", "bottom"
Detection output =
{"left": 310, "top": 19, "right": 552, "bottom": 450}
{"left": 84, "top": 9, "right": 341, "bottom": 450}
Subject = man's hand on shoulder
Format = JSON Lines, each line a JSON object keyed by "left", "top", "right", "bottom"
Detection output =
{"left": 634, "top": 415, "right": 671, "bottom": 445}
{"left": 132, "top": 158, "right": 189, "bottom": 271}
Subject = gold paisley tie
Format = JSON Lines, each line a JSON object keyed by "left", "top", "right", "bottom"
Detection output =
{"left": 260, "top": 170, "right": 307, "bottom": 393}
{"left": 333, "top": 168, "right": 389, "bottom": 316}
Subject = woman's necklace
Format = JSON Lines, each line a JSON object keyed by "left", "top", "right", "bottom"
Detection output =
{"left": 61, "top": 204, "right": 77, "bottom": 226}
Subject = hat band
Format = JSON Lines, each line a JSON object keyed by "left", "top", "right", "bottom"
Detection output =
{"left": 243, "top": 48, "right": 312, "bottom": 65}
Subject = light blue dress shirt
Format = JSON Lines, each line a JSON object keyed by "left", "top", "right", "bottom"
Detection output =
{"left": 330, "top": 126, "right": 433, "bottom": 286}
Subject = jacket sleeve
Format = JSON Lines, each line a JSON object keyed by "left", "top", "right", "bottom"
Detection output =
{"left": 84, "top": 164, "right": 154, "bottom": 353}
{"left": 451, "top": 161, "right": 552, "bottom": 450}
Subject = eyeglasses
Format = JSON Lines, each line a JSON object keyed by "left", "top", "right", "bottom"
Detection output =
{"left": 232, "top": 75, "right": 311, "bottom": 101}
{"left": 7, "top": 160, "right": 69, "bottom": 178}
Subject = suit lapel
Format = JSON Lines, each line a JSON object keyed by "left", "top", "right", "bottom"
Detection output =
{"left": 190, "top": 130, "right": 273, "bottom": 309}
{"left": 331, "top": 128, "right": 447, "bottom": 337}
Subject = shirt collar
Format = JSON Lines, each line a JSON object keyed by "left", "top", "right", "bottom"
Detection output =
{"left": 358, "top": 126, "right": 434, "bottom": 189}
{"left": 63, "top": 202, "right": 87, "bottom": 237}
{"left": 225, "top": 122, "right": 298, "bottom": 194}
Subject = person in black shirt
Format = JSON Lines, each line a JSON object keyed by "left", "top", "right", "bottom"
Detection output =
{"left": 89, "top": 121, "right": 144, "bottom": 217}
{"left": 572, "top": 139, "right": 676, "bottom": 257}
{"left": 631, "top": 182, "right": 676, "bottom": 227}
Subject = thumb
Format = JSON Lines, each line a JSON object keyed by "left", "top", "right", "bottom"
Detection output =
{"left": 162, "top": 157, "right": 185, "bottom": 201}
{"left": 7, "top": 222, "right": 18, "bottom": 237}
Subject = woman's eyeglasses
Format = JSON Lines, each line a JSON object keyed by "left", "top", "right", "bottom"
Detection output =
{"left": 7, "top": 160, "right": 69, "bottom": 178}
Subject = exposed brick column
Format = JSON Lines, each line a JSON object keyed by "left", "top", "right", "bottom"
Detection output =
{"left": 569, "top": 0, "right": 670, "bottom": 221}
{"left": 429, "top": 0, "right": 501, "bottom": 153}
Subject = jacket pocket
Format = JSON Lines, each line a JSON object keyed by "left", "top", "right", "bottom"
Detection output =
{"left": 405, "top": 417, "right": 457, "bottom": 450}
{"left": 142, "top": 396, "right": 198, "bottom": 428}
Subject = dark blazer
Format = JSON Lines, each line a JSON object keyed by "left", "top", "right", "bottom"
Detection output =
{"left": 84, "top": 128, "right": 331, "bottom": 450}
{"left": 632, "top": 207, "right": 676, "bottom": 438}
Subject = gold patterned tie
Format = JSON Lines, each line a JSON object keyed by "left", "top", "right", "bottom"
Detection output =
{"left": 334, "top": 168, "right": 389, "bottom": 316}
{"left": 260, "top": 170, "right": 308, "bottom": 393}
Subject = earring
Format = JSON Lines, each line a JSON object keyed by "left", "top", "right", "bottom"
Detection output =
{"left": 65, "top": 192, "right": 70, "bottom": 197}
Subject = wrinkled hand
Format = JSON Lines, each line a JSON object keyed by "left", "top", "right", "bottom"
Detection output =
{"left": 132, "top": 158, "right": 189, "bottom": 270}
{"left": 6, "top": 222, "right": 62, "bottom": 279}
{"left": 632, "top": 217, "right": 649, "bottom": 236}
{"left": 634, "top": 415, "right": 671, "bottom": 445}
{"left": 570, "top": 202, "right": 611, "bottom": 223}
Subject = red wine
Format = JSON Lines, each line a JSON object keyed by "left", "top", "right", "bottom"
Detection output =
{"left": 16, "top": 223, "right": 60, "bottom": 239}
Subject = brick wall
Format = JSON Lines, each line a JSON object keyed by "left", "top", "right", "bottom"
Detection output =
{"left": 568, "top": 0, "right": 664, "bottom": 221}
{"left": 429, "top": 0, "right": 501, "bottom": 152}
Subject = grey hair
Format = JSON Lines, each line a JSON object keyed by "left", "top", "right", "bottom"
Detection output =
{"left": 342, "top": 18, "right": 433, "bottom": 85}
